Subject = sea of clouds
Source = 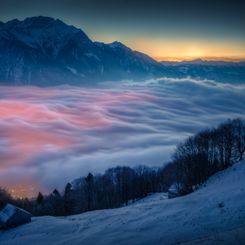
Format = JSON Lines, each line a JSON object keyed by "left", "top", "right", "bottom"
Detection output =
{"left": 0, "top": 77, "right": 245, "bottom": 197}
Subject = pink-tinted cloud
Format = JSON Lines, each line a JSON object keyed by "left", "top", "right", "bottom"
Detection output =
{"left": 0, "top": 79, "right": 244, "bottom": 197}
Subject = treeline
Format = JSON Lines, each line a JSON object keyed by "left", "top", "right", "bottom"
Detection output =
{"left": 0, "top": 165, "right": 175, "bottom": 216}
{"left": 0, "top": 118, "right": 244, "bottom": 216}
{"left": 173, "top": 118, "right": 245, "bottom": 194}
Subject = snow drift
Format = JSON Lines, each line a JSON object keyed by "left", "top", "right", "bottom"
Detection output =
{"left": 1, "top": 160, "right": 245, "bottom": 245}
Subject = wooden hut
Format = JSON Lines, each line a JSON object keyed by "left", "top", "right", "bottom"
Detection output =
{"left": 0, "top": 204, "right": 32, "bottom": 229}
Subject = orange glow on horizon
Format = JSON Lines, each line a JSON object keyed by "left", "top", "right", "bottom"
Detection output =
{"left": 130, "top": 40, "right": 245, "bottom": 62}
{"left": 95, "top": 35, "right": 245, "bottom": 62}
{"left": 152, "top": 56, "right": 245, "bottom": 62}
{"left": 9, "top": 183, "right": 47, "bottom": 199}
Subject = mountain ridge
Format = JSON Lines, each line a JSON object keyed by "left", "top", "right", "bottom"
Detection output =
{"left": 1, "top": 16, "right": 244, "bottom": 85}
{"left": 0, "top": 16, "right": 166, "bottom": 85}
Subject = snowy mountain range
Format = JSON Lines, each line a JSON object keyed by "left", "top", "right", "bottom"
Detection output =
{"left": 161, "top": 59, "right": 245, "bottom": 84}
{"left": 0, "top": 16, "right": 244, "bottom": 85}
{"left": 0, "top": 16, "right": 165, "bottom": 85}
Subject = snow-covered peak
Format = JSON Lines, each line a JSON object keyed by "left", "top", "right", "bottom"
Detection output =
{"left": 108, "top": 41, "right": 131, "bottom": 51}
{"left": 0, "top": 16, "right": 167, "bottom": 84}
{"left": 0, "top": 16, "right": 92, "bottom": 57}
{"left": 8, "top": 16, "right": 85, "bottom": 38}
{"left": 17, "top": 16, "right": 78, "bottom": 34}
{"left": 4, "top": 18, "right": 20, "bottom": 27}
{"left": 94, "top": 41, "right": 132, "bottom": 52}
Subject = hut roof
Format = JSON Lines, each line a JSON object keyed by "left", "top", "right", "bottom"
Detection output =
{"left": 0, "top": 204, "right": 32, "bottom": 228}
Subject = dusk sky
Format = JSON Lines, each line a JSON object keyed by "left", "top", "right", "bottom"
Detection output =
{"left": 0, "top": 0, "right": 244, "bottom": 60}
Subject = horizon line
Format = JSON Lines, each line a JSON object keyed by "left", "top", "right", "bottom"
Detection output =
{"left": 153, "top": 56, "right": 245, "bottom": 62}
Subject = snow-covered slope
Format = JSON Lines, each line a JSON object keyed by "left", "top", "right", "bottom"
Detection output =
{"left": 1, "top": 160, "right": 245, "bottom": 245}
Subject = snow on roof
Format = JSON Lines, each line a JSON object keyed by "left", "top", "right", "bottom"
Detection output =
{"left": 168, "top": 183, "right": 178, "bottom": 193}
{"left": 0, "top": 204, "right": 16, "bottom": 223}
{"left": 0, "top": 204, "right": 31, "bottom": 224}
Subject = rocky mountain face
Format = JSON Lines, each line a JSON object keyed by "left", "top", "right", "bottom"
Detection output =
{"left": 0, "top": 16, "right": 166, "bottom": 85}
